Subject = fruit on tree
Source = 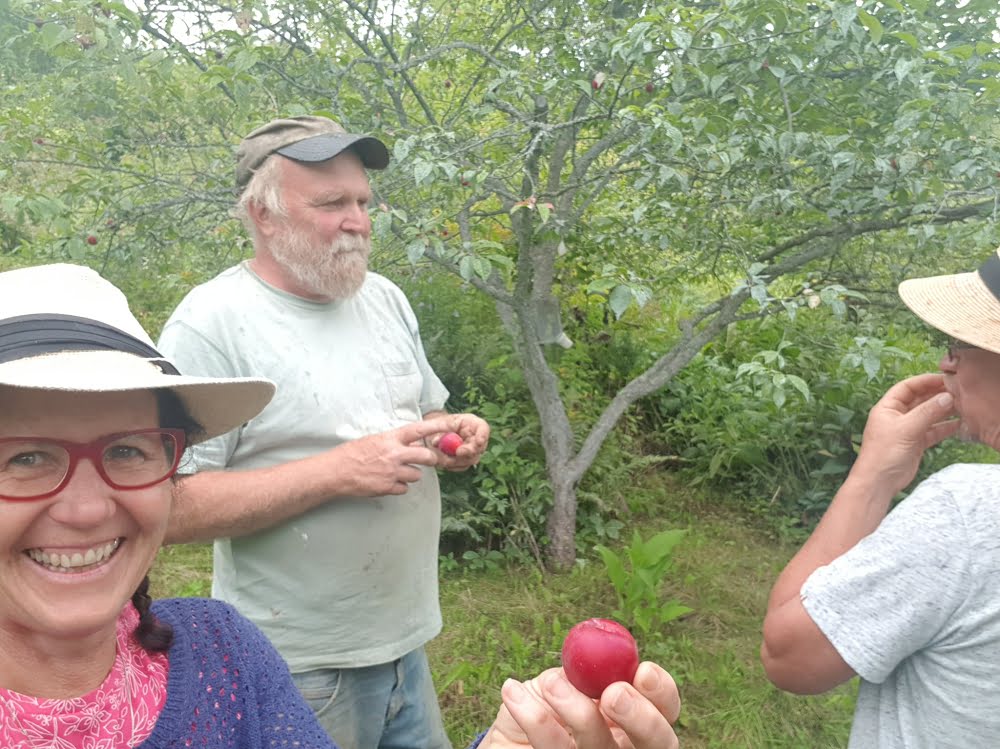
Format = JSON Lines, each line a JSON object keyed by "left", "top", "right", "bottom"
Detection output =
{"left": 438, "top": 432, "right": 463, "bottom": 457}
{"left": 561, "top": 618, "right": 639, "bottom": 699}
{"left": 86, "top": 235, "right": 98, "bottom": 245}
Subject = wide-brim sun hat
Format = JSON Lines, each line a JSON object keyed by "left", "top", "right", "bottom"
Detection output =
{"left": 898, "top": 247, "right": 1000, "bottom": 355}
{"left": 0, "top": 263, "right": 274, "bottom": 443}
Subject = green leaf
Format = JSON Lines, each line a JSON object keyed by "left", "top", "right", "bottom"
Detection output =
{"left": 40, "top": 23, "right": 71, "bottom": 50}
{"left": 772, "top": 387, "right": 786, "bottom": 409}
{"left": 609, "top": 284, "right": 633, "bottom": 319}
{"left": 596, "top": 545, "right": 627, "bottom": 595}
{"left": 472, "top": 256, "right": 492, "bottom": 281}
{"left": 858, "top": 10, "right": 883, "bottom": 44}
{"left": 406, "top": 239, "right": 426, "bottom": 264}
{"left": 458, "top": 254, "right": 475, "bottom": 281}
{"left": 894, "top": 57, "right": 917, "bottom": 83}
{"left": 671, "top": 27, "right": 692, "bottom": 51}
{"left": 785, "top": 374, "right": 812, "bottom": 401}
{"left": 659, "top": 602, "right": 693, "bottom": 624}
{"left": 642, "top": 529, "right": 687, "bottom": 563}
{"left": 371, "top": 209, "right": 392, "bottom": 239}
{"left": 413, "top": 160, "right": 433, "bottom": 185}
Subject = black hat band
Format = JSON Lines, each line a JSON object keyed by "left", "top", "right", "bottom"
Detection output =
{"left": 977, "top": 253, "right": 1000, "bottom": 302}
{"left": 0, "top": 314, "right": 179, "bottom": 374}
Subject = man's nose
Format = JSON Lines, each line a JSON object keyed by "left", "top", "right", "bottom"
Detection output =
{"left": 939, "top": 350, "right": 958, "bottom": 373}
{"left": 342, "top": 205, "right": 371, "bottom": 235}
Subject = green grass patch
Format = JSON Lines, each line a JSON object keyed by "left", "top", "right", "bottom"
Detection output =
{"left": 150, "top": 477, "right": 854, "bottom": 747}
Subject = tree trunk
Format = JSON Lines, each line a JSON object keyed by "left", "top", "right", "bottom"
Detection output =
{"left": 546, "top": 474, "right": 578, "bottom": 570}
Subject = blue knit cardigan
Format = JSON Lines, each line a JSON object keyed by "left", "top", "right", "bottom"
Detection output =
{"left": 134, "top": 598, "right": 485, "bottom": 748}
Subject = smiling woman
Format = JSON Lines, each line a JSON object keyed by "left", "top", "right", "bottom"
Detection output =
{"left": 0, "top": 263, "right": 682, "bottom": 749}
{"left": 0, "top": 263, "right": 344, "bottom": 748}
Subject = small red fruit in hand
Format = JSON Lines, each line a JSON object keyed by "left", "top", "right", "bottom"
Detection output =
{"left": 561, "top": 618, "right": 639, "bottom": 699}
{"left": 438, "top": 432, "right": 463, "bottom": 457}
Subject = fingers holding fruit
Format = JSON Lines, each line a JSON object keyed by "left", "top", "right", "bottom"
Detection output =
{"left": 438, "top": 431, "right": 464, "bottom": 457}
{"left": 487, "top": 667, "right": 678, "bottom": 749}
{"left": 483, "top": 619, "right": 679, "bottom": 748}
{"left": 431, "top": 413, "right": 490, "bottom": 469}
{"left": 560, "top": 619, "right": 679, "bottom": 748}
{"left": 628, "top": 662, "right": 680, "bottom": 725}
{"left": 598, "top": 679, "right": 679, "bottom": 749}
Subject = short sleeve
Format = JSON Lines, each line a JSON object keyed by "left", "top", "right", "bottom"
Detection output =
{"left": 157, "top": 318, "right": 240, "bottom": 471}
{"left": 801, "top": 473, "right": 973, "bottom": 683}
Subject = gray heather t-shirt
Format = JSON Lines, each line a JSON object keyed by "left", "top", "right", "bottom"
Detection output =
{"left": 158, "top": 263, "right": 450, "bottom": 672}
{"left": 802, "top": 463, "right": 1000, "bottom": 748}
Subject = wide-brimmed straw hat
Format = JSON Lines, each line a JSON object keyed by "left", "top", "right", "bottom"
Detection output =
{"left": 0, "top": 264, "right": 274, "bottom": 443}
{"left": 898, "top": 247, "right": 1000, "bottom": 354}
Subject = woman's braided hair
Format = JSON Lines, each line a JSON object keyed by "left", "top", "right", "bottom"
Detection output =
{"left": 130, "top": 389, "right": 205, "bottom": 652}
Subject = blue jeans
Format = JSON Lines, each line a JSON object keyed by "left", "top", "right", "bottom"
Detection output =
{"left": 291, "top": 646, "right": 452, "bottom": 749}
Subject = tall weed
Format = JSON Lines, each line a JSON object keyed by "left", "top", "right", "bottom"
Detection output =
{"left": 595, "top": 529, "right": 692, "bottom": 637}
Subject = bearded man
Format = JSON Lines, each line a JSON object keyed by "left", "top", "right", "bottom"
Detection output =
{"left": 158, "top": 116, "right": 490, "bottom": 749}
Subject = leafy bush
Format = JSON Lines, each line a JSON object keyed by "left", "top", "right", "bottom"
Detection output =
{"left": 641, "top": 307, "right": 993, "bottom": 532}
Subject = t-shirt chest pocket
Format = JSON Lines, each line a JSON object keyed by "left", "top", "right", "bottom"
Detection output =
{"left": 381, "top": 361, "right": 422, "bottom": 421}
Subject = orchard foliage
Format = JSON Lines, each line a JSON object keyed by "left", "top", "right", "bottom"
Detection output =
{"left": 1, "top": 0, "right": 998, "bottom": 566}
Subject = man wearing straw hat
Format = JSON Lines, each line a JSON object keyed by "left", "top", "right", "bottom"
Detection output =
{"left": 761, "top": 249, "right": 1000, "bottom": 746}
{"left": 157, "top": 115, "right": 490, "bottom": 749}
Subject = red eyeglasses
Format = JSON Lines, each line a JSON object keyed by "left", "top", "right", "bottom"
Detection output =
{"left": 0, "top": 428, "right": 186, "bottom": 501}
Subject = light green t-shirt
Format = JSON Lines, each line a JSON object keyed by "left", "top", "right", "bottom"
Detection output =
{"left": 158, "top": 262, "right": 450, "bottom": 671}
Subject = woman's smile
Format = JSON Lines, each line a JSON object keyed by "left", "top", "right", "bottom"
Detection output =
{"left": 25, "top": 537, "right": 122, "bottom": 574}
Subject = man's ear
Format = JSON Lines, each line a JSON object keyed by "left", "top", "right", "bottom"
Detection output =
{"left": 247, "top": 198, "right": 279, "bottom": 239}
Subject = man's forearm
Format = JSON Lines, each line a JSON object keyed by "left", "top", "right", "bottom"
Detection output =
{"left": 163, "top": 416, "right": 457, "bottom": 545}
{"left": 165, "top": 455, "right": 352, "bottom": 544}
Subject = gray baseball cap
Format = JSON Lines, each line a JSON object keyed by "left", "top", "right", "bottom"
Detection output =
{"left": 235, "top": 115, "right": 390, "bottom": 192}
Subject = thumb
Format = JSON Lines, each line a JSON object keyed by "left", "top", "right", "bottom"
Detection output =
{"left": 918, "top": 391, "right": 956, "bottom": 421}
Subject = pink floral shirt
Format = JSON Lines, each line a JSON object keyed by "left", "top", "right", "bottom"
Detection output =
{"left": 0, "top": 602, "right": 169, "bottom": 748}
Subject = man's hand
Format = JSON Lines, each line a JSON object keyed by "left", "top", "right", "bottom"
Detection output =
{"left": 480, "top": 662, "right": 679, "bottom": 749}
{"left": 852, "top": 373, "right": 959, "bottom": 496}
{"left": 325, "top": 416, "right": 463, "bottom": 496}
{"left": 427, "top": 413, "right": 490, "bottom": 471}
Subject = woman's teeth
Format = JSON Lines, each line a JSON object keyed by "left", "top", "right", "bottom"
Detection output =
{"left": 26, "top": 539, "right": 121, "bottom": 572}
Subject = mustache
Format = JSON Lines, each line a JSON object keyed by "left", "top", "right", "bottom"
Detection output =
{"left": 330, "top": 234, "right": 371, "bottom": 255}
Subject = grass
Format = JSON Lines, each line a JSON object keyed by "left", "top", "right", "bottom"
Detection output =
{"left": 149, "top": 475, "right": 855, "bottom": 748}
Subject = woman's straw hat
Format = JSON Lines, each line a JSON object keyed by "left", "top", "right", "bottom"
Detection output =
{"left": 898, "top": 248, "right": 1000, "bottom": 355}
{"left": 0, "top": 263, "right": 274, "bottom": 442}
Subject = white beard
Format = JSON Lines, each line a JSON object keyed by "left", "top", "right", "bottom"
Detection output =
{"left": 269, "top": 223, "right": 371, "bottom": 300}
